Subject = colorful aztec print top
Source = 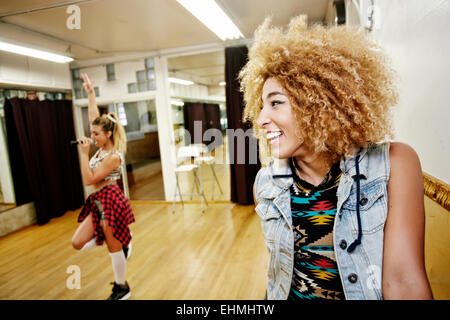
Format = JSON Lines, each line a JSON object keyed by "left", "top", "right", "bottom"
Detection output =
{"left": 288, "top": 158, "right": 345, "bottom": 300}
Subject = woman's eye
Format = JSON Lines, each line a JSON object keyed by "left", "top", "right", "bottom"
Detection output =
{"left": 271, "top": 100, "right": 283, "bottom": 107}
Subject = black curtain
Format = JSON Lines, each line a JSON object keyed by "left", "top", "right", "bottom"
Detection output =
{"left": 204, "top": 103, "right": 222, "bottom": 151}
{"left": 204, "top": 103, "right": 221, "bottom": 132}
{"left": 183, "top": 102, "right": 222, "bottom": 149}
{"left": 225, "top": 46, "right": 261, "bottom": 205}
{"left": 4, "top": 97, "right": 84, "bottom": 225}
{"left": 183, "top": 102, "right": 207, "bottom": 144}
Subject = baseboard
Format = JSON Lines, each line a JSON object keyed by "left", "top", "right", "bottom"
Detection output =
{"left": 0, "top": 202, "right": 36, "bottom": 237}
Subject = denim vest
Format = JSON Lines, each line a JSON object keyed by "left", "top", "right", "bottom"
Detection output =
{"left": 254, "top": 143, "right": 390, "bottom": 300}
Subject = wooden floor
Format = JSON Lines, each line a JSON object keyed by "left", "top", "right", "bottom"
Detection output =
{"left": 129, "top": 171, "right": 165, "bottom": 200}
{"left": 174, "top": 163, "right": 231, "bottom": 202}
{"left": 129, "top": 163, "right": 230, "bottom": 202}
{"left": 0, "top": 202, "right": 269, "bottom": 300}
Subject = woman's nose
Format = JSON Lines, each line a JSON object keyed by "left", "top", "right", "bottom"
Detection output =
{"left": 256, "top": 107, "right": 270, "bottom": 128}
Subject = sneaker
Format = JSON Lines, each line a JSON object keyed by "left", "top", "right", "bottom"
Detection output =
{"left": 107, "top": 281, "right": 131, "bottom": 300}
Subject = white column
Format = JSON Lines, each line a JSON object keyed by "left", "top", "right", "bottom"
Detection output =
{"left": 0, "top": 117, "right": 15, "bottom": 203}
{"left": 154, "top": 56, "right": 177, "bottom": 201}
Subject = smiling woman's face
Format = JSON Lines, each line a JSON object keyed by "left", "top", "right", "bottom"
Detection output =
{"left": 90, "top": 124, "right": 112, "bottom": 148}
{"left": 257, "top": 77, "right": 306, "bottom": 159}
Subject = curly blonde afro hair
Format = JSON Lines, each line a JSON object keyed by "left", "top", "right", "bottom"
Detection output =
{"left": 239, "top": 15, "right": 398, "bottom": 162}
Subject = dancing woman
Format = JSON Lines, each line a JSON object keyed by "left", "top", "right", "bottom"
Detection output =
{"left": 71, "top": 73, "right": 135, "bottom": 300}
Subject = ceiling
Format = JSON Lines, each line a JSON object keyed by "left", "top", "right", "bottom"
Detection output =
{"left": 0, "top": 0, "right": 330, "bottom": 86}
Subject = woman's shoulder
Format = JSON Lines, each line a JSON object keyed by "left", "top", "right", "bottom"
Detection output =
{"left": 389, "top": 142, "right": 420, "bottom": 162}
{"left": 365, "top": 141, "right": 418, "bottom": 159}
{"left": 108, "top": 149, "right": 123, "bottom": 158}
{"left": 389, "top": 142, "right": 422, "bottom": 178}
{"left": 363, "top": 141, "right": 421, "bottom": 177}
{"left": 101, "top": 150, "right": 122, "bottom": 166}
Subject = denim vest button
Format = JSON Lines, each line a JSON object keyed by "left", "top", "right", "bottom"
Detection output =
{"left": 339, "top": 240, "right": 347, "bottom": 250}
{"left": 360, "top": 197, "right": 368, "bottom": 206}
{"left": 348, "top": 273, "right": 358, "bottom": 283}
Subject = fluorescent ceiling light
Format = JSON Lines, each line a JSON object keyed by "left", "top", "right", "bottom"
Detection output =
{"left": 177, "top": 0, "right": 243, "bottom": 41}
{"left": 219, "top": 81, "right": 226, "bottom": 86}
{"left": 0, "top": 41, "right": 74, "bottom": 63}
{"left": 168, "top": 77, "right": 194, "bottom": 85}
{"left": 171, "top": 99, "right": 185, "bottom": 106}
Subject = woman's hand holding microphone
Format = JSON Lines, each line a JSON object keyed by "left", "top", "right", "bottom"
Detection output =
{"left": 77, "top": 137, "right": 93, "bottom": 155}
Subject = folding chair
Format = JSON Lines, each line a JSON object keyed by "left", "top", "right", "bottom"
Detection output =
{"left": 191, "top": 143, "right": 224, "bottom": 200}
{"left": 172, "top": 145, "right": 208, "bottom": 213}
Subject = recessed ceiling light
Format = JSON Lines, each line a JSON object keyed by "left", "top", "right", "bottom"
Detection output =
{"left": 0, "top": 41, "right": 74, "bottom": 63}
{"left": 168, "top": 77, "right": 195, "bottom": 85}
{"left": 171, "top": 99, "right": 185, "bottom": 106}
{"left": 176, "top": 0, "right": 243, "bottom": 41}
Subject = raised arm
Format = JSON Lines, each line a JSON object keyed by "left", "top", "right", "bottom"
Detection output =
{"left": 81, "top": 73, "right": 100, "bottom": 123}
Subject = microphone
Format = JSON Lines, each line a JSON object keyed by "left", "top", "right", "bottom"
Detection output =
{"left": 70, "top": 138, "right": 94, "bottom": 145}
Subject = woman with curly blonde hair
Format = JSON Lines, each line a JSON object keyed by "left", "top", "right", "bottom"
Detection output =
{"left": 241, "top": 15, "right": 432, "bottom": 300}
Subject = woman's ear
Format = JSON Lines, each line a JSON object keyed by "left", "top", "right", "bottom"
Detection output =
{"left": 106, "top": 130, "right": 112, "bottom": 139}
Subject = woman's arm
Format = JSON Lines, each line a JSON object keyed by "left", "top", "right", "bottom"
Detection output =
{"left": 81, "top": 73, "right": 100, "bottom": 123}
{"left": 382, "top": 142, "right": 433, "bottom": 299}
{"left": 78, "top": 138, "right": 121, "bottom": 186}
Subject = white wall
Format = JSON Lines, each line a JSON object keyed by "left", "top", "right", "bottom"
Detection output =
{"left": 0, "top": 117, "right": 14, "bottom": 203}
{"left": 0, "top": 23, "right": 72, "bottom": 90}
{"left": 73, "top": 60, "right": 145, "bottom": 101}
{"left": 170, "top": 82, "right": 209, "bottom": 100}
{"left": 0, "top": 51, "right": 71, "bottom": 90}
{"left": 75, "top": 61, "right": 212, "bottom": 102}
{"left": 342, "top": 0, "right": 450, "bottom": 184}
{"left": 369, "top": 0, "right": 450, "bottom": 184}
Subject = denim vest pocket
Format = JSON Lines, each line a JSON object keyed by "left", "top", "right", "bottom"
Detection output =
{"left": 255, "top": 200, "right": 283, "bottom": 239}
{"left": 341, "top": 180, "right": 387, "bottom": 234}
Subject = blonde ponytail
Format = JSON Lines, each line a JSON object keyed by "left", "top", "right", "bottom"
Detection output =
{"left": 108, "top": 112, "right": 127, "bottom": 155}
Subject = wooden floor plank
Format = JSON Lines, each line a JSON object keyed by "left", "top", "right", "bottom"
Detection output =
{"left": 0, "top": 202, "right": 268, "bottom": 300}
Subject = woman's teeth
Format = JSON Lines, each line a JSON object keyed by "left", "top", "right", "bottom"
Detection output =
{"left": 267, "top": 131, "right": 282, "bottom": 140}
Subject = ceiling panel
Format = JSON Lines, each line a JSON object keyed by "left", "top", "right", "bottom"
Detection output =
{"left": 168, "top": 50, "right": 225, "bottom": 85}
{"left": 217, "top": 0, "right": 329, "bottom": 37}
{"left": 0, "top": 0, "right": 66, "bottom": 15}
{"left": 0, "top": 0, "right": 330, "bottom": 85}
{"left": 0, "top": 0, "right": 329, "bottom": 60}
{"left": 0, "top": 0, "right": 221, "bottom": 59}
